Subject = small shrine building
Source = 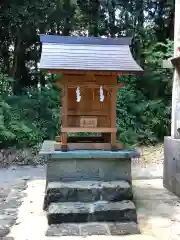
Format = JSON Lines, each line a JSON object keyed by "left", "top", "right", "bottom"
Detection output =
{"left": 39, "top": 35, "right": 143, "bottom": 151}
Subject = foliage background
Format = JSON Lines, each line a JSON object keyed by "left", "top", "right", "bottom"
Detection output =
{"left": 0, "top": 0, "right": 175, "bottom": 148}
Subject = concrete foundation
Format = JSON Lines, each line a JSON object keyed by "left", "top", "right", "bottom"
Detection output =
{"left": 40, "top": 141, "right": 140, "bottom": 188}
{"left": 164, "top": 136, "right": 180, "bottom": 197}
{"left": 46, "top": 157, "right": 132, "bottom": 184}
{"left": 40, "top": 140, "right": 140, "bottom": 230}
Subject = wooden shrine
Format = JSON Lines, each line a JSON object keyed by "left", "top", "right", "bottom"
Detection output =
{"left": 39, "top": 35, "right": 143, "bottom": 151}
{"left": 55, "top": 71, "right": 125, "bottom": 151}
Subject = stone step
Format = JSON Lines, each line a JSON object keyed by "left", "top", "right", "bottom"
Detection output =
{"left": 46, "top": 236, "right": 156, "bottom": 240}
{"left": 44, "top": 181, "right": 132, "bottom": 209}
{"left": 46, "top": 222, "right": 140, "bottom": 237}
{"left": 47, "top": 200, "right": 137, "bottom": 225}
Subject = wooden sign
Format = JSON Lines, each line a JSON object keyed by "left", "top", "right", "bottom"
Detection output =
{"left": 80, "top": 117, "right": 97, "bottom": 128}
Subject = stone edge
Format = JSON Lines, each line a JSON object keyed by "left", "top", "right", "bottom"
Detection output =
{"left": 39, "top": 141, "right": 140, "bottom": 159}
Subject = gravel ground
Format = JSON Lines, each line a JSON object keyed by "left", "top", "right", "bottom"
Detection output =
{"left": 0, "top": 179, "right": 27, "bottom": 239}
{"left": 0, "top": 166, "right": 45, "bottom": 239}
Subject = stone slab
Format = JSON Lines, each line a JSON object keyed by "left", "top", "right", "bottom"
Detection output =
{"left": 0, "top": 180, "right": 27, "bottom": 239}
{"left": 100, "top": 181, "right": 132, "bottom": 201}
{"left": 92, "top": 201, "right": 136, "bottom": 222}
{"left": 44, "top": 181, "right": 132, "bottom": 209}
{"left": 108, "top": 222, "right": 140, "bottom": 236}
{"left": 46, "top": 236, "right": 156, "bottom": 240}
{"left": 164, "top": 136, "right": 180, "bottom": 197}
{"left": 46, "top": 222, "right": 140, "bottom": 236}
{"left": 0, "top": 226, "right": 10, "bottom": 237}
{"left": 80, "top": 223, "right": 110, "bottom": 236}
{"left": 46, "top": 223, "right": 80, "bottom": 236}
{"left": 39, "top": 141, "right": 140, "bottom": 158}
{"left": 47, "top": 201, "right": 137, "bottom": 225}
{"left": 46, "top": 157, "right": 132, "bottom": 185}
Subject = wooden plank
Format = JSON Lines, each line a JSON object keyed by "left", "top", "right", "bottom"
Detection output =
{"left": 68, "top": 111, "right": 109, "bottom": 116}
{"left": 63, "top": 83, "right": 68, "bottom": 127}
{"left": 61, "top": 83, "right": 68, "bottom": 150}
{"left": 57, "top": 82, "right": 124, "bottom": 89}
{"left": 60, "top": 133, "right": 68, "bottom": 151}
{"left": 110, "top": 76, "right": 117, "bottom": 150}
{"left": 68, "top": 136, "right": 104, "bottom": 143}
{"left": 56, "top": 136, "right": 106, "bottom": 143}
{"left": 61, "top": 127, "right": 117, "bottom": 133}
{"left": 47, "top": 69, "right": 139, "bottom": 75}
{"left": 47, "top": 70, "right": 117, "bottom": 76}
{"left": 54, "top": 142, "right": 124, "bottom": 151}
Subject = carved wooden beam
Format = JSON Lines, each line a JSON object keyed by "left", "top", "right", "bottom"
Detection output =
{"left": 56, "top": 82, "right": 125, "bottom": 89}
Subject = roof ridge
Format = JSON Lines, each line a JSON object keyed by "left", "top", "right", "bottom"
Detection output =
{"left": 40, "top": 34, "right": 132, "bottom": 46}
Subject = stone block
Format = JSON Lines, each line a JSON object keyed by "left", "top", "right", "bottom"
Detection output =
{"left": 0, "top": 226, "right": 10, "bottom": 237}
{"left": 164, "top": 137, "right": 180, "bottom": 197}
{"left": 108, "top": 222, "right": 140, "bottom": 235}
{"left": 46, "top": 181, "right": 100, "bottom": 204}
{"left": 92, "top": 201, "right": 137, "bottom": 222}
{"left": 45, "top": 154, "right": 132, "bottom": 185}
{"left": 47, "top": 200, "right": 137, "bottom": 225}
{"left": 44, "top": 181, "right": 132, "bottom": 209}
{"left": 46, "top": 223, "right": 80, "bottom": 236}
{"left": 101, "top": 181, "right": 133, "bottom": 201}
{"left": 80, "top": 223, "right": 109, "bottom": 236}
{"left": 48, "top": 202, "right": 91, "bottom": 224}
{"left": 46, "top": 222, "right": 140, "bottom": 237}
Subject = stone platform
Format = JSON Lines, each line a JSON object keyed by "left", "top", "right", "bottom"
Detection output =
{"left": 39, "top": 140, "right": 140, "bottom": 236}
{"left": 40, "top": 141, "right": 140, "bottom": 186}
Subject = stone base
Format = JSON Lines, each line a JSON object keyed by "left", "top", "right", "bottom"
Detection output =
{"left": 46, "top": 222, "right": 140, "bottom": 236}
{"left": 46, "top": 157, "right": 132, "bottom": 184}
{"left": 40, "top": 140, "right": 139, "bottom": 233}
{"left": 47, "top": 201, "right": 137, "bottom": 225}
{"left": 164, "top": 136, "right": 180, "bottom": 197}
{"left": 39, "top": 141, "right": 140, "bottom": 189}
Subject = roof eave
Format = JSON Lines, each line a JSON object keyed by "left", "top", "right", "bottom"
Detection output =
{"left": 39, "top": 67, "right": 143, "bottom": 75}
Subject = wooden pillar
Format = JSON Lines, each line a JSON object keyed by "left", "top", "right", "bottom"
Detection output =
{"left": 110, "top": 87, "right": 117, "bottom": 150}
{"left": 61, "top": 84, "right": 68, "bottom": 151}
{"left": 171, "top": 0, "right": 180, "bottom": 138}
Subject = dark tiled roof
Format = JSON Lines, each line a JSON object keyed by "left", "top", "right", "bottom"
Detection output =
{"left": 39, "top": 35, "right": 143, "bottom": 73}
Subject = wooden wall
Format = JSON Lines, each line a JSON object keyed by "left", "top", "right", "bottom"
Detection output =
{"left": 58, "top": 73, "right": 116, "bottom": 129}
